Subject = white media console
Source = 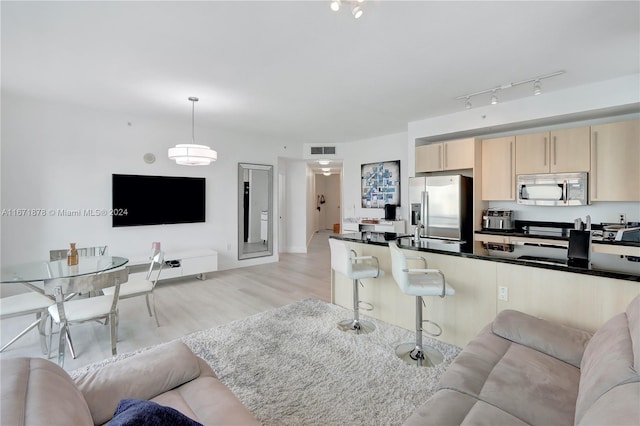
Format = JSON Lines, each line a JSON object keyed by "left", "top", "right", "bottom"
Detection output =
{"left": 342, "top": 219, "right": 405, "bottom": 234}
{"left": 127, "top": 249, "right": 218, "bottom": 281}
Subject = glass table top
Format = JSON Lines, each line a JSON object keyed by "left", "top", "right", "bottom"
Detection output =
{"left": 1, "top": 256, "right": 129, "bottom": 283}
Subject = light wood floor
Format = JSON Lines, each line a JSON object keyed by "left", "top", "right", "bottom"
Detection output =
{"left": 0, "top": 231, "right": 332, "bottom": 371}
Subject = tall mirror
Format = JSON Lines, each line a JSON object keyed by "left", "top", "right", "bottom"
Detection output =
{"left": 238, "top": 163, "right": 273, "bottom": 260}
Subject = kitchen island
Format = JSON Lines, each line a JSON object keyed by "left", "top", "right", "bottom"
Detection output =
{"left": 330, "top": 232, "right": 639, "bottom": 348}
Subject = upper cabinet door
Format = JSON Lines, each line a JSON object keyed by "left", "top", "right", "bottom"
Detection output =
{"left": 444, "top": 138, "right": 474, "bottom": 171}
{"left": 482, "top": 136, "right": 515, "bottom": 200}
{"left": 590, "top": 119, "right": 640, "bottom": 202}
{"left": 550, "top": 127, "right": 590, "bottom": 173}
{"left": 515, "top": 127, "right": 590, "bottom": 175}
{"left": 515, "top": 132, "right": 549, "bottom": 175}
{"left": 415, "top": 144, "right": 442, "bottom": 173}
{"left": 416, "top": 138, "right": 474, "bottom": 173}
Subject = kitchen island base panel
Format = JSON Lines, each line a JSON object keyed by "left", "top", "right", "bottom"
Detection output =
{"left": 331, "top": 240, "right": 639, "bottom": 348}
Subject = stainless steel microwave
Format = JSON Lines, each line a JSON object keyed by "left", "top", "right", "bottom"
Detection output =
{"left": 517, "top": 172, "right": 589, "bottom": 206}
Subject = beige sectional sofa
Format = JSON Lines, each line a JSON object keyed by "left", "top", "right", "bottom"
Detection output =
{"left": 404, "top": 294, "right": 640, "bottom": 425}
{"left": 0, "top": 340, "right": 259, "bottom": 425}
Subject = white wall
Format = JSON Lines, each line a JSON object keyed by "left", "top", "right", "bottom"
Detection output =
{"left": 306, "top": 167, "right": 317, "bottom": 247}
{"left": 340, "top": 132, "right": 409, "bottom": 224}
{"left": 283, "top": 159, "right": 308, "bottom": 253}
{"left": 0, "top": 93, "right": 288, "bottom": 270}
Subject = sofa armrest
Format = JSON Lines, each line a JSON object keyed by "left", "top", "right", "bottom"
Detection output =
{"left": 492, "top": 309, "right": 592, "bottom": 368}
{"left": 74, "top": 341, "right": 203, "bottom": 425}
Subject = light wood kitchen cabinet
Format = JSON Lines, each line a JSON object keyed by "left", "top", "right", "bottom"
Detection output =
{"left": 481, "top": 136, "right": 515, "bottom": 200}
{"left": 515, "top": 127, "right": 590, "bottom": 174}
{"left": 415, "top": 138, "right": 474, "bottom": 172}
{"left": 590, "top": 119, "right": 640, "bottom": 201}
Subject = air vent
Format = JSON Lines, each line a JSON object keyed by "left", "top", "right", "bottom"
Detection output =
{"left": 310, "top": 146, "right": 336, "bottom": 155}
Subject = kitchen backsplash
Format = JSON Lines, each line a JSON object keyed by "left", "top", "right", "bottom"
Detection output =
{"left": 488, "top": 201, "right": 639, "bottom": 225}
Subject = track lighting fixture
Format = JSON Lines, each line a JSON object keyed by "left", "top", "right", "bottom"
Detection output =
{"left": 455, "top": 70, "right": 564, "bottom": 109}
{"left": 331, "top": 0, "right": 365, "bottom": 19}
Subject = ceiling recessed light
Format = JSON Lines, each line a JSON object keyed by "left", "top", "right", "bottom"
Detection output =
{"left": 318, "top": 160, "right": 330, "bottom": 166}
{"left": 321, "top": 167, "right": 330, "bottom": 172}
{"left": 323, "top": 172, "right": 331, "bottom": 176}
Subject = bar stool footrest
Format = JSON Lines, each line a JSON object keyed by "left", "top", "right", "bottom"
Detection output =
{"left": 422, "top": 319, "right": 442, "bottom": 337}
{"left": 358, "top": 301, "right": 374, "bottom": 312}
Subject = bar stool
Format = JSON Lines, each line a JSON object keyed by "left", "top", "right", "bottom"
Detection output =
{"left": 389, "top": 240, "right": 455, "bottom": 367}
{"left": 329, "top": 238, "right": 383, "bottom": 334}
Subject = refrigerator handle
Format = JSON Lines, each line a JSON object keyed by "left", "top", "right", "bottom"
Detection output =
{"left": 421, "top": 191, "right": 429, "bottom": 238}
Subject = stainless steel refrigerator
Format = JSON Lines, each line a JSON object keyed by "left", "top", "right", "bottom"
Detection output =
{"left": 409, "top": 175, "right": 473, "bottom": 242}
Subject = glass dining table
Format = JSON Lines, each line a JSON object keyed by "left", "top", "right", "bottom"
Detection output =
{"left": 1, "top": 256, "right": 129, "bottom": 293}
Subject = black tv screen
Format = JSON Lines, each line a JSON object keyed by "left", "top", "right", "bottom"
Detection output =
{"left": 112, "top": 174, "right": 206, "bottom": 227}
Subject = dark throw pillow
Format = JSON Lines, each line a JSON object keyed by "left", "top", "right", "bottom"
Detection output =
{"left": 108, "top": 398, "right": 204, "bottom": 426}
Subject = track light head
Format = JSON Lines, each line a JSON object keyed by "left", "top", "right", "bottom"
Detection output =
{"left": 533, "top": 80, "right": 542, "bottom": 96}
{"left": 490, "top": 91, "right": 498, "bottom": 105}
{"left": 465, "top": 97, "right": 472, "bottom": 109}
{"left": 330, "top": 0, "right": 340, "bottom": 12}
{"left": 352, "top": 5, "right": 363, "bottom": 18}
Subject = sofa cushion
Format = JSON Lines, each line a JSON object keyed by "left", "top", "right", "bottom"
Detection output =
{"left": 75, "top": 341, "right": 203, "bottom": 425}
{"left": 0, "top": 357, "right": 93, "bottom": 426}
{"left": 492, "top": 309, "right": 592, "bottom": 368}
{"left": 577, "top": 382, "right": 640, "bottom": 426}
{"left": 439, "top": 322, "right": 580, "bottom": 425}
{"left": 575, "top": 295, "right": 640, "bottom": 424}
{"left": 108, "top": 398, "right": 203, "bottom": 426}
{"left": 151, "top": 375, "right": 261, "bottom": 426}
{"left": 403, "top": 388, "right": 529, "bottom": 426}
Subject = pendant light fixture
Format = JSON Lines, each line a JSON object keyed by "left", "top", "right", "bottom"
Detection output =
{"left": 168, "top": 97, "right": 217, "bottom": 166}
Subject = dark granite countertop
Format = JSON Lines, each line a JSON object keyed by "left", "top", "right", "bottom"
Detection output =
{"left": 330, "top": 232, "right": 640, "bottom": 282}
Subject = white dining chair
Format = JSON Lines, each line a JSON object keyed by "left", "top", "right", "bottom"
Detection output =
{"left": 103, "top": 250, "right": 164, "bottom": 327}
{"left": 44, "top": 267, "right": 128, "bottom": 367}
{"left": 0, "top": 291, "right": 53, "bottom": 354}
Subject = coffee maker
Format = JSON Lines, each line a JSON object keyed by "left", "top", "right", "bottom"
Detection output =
{"left": 384, "top": 204, "right": 396, "bottom": 221}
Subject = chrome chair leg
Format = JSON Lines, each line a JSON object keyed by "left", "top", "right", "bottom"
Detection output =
{"left": 338, "top": 279, "right": 375, "bottom": 334}
{"left": 57, "top": 324, "right": 67, "bottom": 367}
{"left": 0, "top": 318, "right": 42, "bottom": 353}
{"left": 66, "top": 327, "right": 77, "bottom": 359}
{"left": 109, "top": 312, "right": 117, "bottom": 356}
{"left": 38, "top": 312, "right": 48, "bottom": 355}
{"left": 147, "top": 294, "right": 160, "bottom": 327}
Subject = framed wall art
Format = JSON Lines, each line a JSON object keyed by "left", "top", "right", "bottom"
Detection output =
{"left": 361, "top": 160, "right": 400, "bottom": 208}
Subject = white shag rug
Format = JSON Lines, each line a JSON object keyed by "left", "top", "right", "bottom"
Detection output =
{"left": 72, "top": 299, "right": 461, "bottom": 425}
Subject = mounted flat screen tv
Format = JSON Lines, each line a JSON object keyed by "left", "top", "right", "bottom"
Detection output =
{"left": 112, "top": 174, "right": 206, "bottom": 227}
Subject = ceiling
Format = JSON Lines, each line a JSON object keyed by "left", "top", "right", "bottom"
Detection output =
{"left": 2, "top": 1, "right": 639, "bottom": 148}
